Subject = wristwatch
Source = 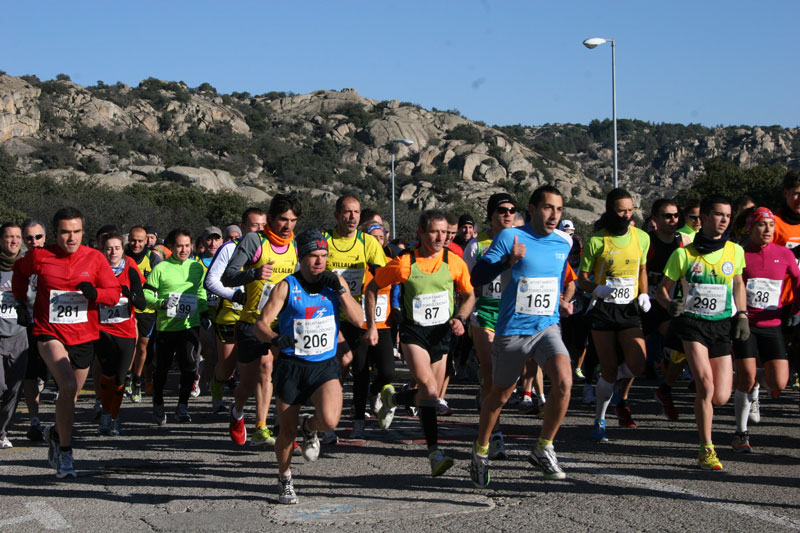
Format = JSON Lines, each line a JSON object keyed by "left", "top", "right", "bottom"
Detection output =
{"left": 736, "top": 310, "right": 749, "bottom": 317}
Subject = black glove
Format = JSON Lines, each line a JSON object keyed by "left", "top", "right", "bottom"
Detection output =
{"left": 668, "top": 299, "right": 684, "bottom": 317}
{"left": 733, "top": 314, "right": 750, "bottom": 341}
{"left": 15, "top": 305, "right": 31, "bottom": 328}
{"left": 121, "top": 285, "right": 133, "bottom": 300}
{"left": 387, "top": 306, "right": 404, "bottom": 327}
{"left": 231, "top": 290, "right": 245, "bottom": 305}
{"left": 77, "top": 281, "right": 97, "bottom": 300}
{"left": 199, "top": 311, "right": 212, "bottom": 330}
{"left": 271, "top": 334, "right": 295, "bottom": 351}
{"left": 318, "top": 270, "right": 345, "bottom": 294}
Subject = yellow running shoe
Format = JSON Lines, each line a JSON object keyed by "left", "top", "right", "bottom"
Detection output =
{"left": 250, "top": 426, "right": 276, "bottom": 447}
{"left": 698, "top": 446, "right": 723, "bottom": 471}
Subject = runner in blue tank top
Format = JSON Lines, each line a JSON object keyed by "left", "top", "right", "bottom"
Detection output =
{"left": 254, "top": 229, "right": 363, "bottom": 505}
{"left": 469, "top": 185, "right": 574, "bottom": 485}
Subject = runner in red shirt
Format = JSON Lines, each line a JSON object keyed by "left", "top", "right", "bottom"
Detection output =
{"left": 12, "top": 207, "right": 120, "bottom": 478}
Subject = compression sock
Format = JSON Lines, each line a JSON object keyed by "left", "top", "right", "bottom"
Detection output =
{"left": 111, "top": 384, "right": 125, "bottom": 418}
{"left": 210, "top": 377, "right": 225, "bottom": 403}
{"left": 99, "top": 375, "right": 116, "bottom": 413}
{"left": 595, "top": 377, "right": 614, "bottom": 420}
{"left": 474, "top": 440, "right": 489, "bottom": 456}
{"left": 748, "top": 383, "right": 760, "bottom": 402}
{"left": 734, "top": 389, "right": 750, "bottom": 433}
{"left": 418, "top": 404, "right": 438, "bottom": 448}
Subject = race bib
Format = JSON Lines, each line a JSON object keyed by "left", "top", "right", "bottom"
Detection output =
{"left": 746, "top": 277, "right": 781, "bottom": 310}
{"left": 686, "top": 283, "right": 727, "bottom": 317}
{"left": 256, "top": 283, "right": 274, "bottom": 312}
{"left": 293, "top": 315, "right": 336, "bottom": 356}
{"left": 49, "top": 290, "right": 88, "bottom": 324}
{"left": 0, "top": 291, "right": 17, "bottom": 319}
{"left": 515, "top": 277, "right": 559, "bottom": 316}
{"left": 412, "top": 290, "right": 449, "bottom": 326}
{"left": 99, "top": 297, "right": 130, "bottom": 324}
{"left": 363, "top": 294, "right": 389, "bottom": 324}
{"left": 166, "top": 293, "right": 197, "bottom": 319}
{"left": 333, "top": 268, "right": 364, "bottom": 297}
{"left": 207, "top": 293, "right": 219, "bottom": 308}
{"left": 603, "top": 277, "right": 636, "bottom": 304}
{"left": 481, "top": 275, "right": 503, "bottom": 299}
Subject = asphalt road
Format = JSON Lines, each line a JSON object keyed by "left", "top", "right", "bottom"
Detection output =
{"left": 1, "top": 365, "right": 799, "bottom": 532}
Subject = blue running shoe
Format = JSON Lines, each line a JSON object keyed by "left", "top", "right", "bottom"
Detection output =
{"left": 591, "top": 419, "right": 608, "bottom": 443}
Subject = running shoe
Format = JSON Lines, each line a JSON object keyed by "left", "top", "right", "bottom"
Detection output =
{"left": 251, "top": 426, "right": 276, "bottom": 447}
{"left": 229, "top": 407, "right": 246, "bottom": 445}
{"left": 378, "top": 384, "right": 397, "bottom": 429}
{"left": 0, "top": 436, "right": 12, "bottom": 449}
{"left": 698, "top": 446, "right": 723, "bottom": 471}
{"left": 44, "top": 424, "right": 60, "bottom": 468}
{"left": 300, "top": 414, "right": 320, "bottom": 462}
{"left": 505, "top": 391, "right": 521, "bottom": 407}
{"left": 292, "top": 441, "right": 303, "bottom": 456}
{"left": 350, "top": 419, "right": 366, "bottom": 439}
{"left": 574, "top": 368, "right": 585, "bottom": 380}
{"left": 732, "top": 431, "right": 752, "bottom": 453}
{"left": 654, "top": 387, "right": 679, "bottom": 421}
{"left": 321, "top": 429, "right": 338, "bottom": 445}
{"left": 278, "top": 475, "right": 298, "bottom": 505}
{"left": 369, "top": 393, "right": 383, "bottom": 417}
{"left": 124, "top": 372, "right": 133, "bottom": 396}
{"left": 470, "top": 442, "right": 490, "bottom": 488}
{"left": 488, "top": 433, "right": 507, "bottom": 460}
{"left": 92, "top": 400, "right": 103, "bottom": 421}
{"left": 212, "top": 400, "right": 227, "bottom": 414}
{"left": 749, "top": 396, "right": 761, "bottom": 424}
{"left": 26, "top": 419, "right": 44, "bottom": 442}
{"left": 791, "top": 372, "right": 799, "bottom": 391}
{"left": 582, "top": 384, "right": 596, "bottom": 405}
{"left": 591, "top": 419, "right": 608, "bottom": 443}
{"left": 111, "top": 418, "right": 121, "bottom": 436}
{"left": 428, "top": 449, "right": 454, "bottom": 477}
{"left": 616, "top": 405, "right": 637, "bottom": 428}
{"left": 98, "top": 412, "right": 113, "bottom": 435}
{"left": 175, "top": 403, "right": 191, "bottom": 423}
{"left": 56, "top": 449, "right": 77, "bottom": 479}
{"left": 437, "top": 398, "right": 453, "bottom": 416}
{"left": 528, "top": 444, "right": 566, "bottom": 480}
{"left": 520, "top": 395, "right": 535, "bottom": 413}
{"left": 153, "top": 404, "right": 167, "bottom": 426}
{"left": 131, "top": 382, "right": 142, "bottom": 404}
{"left": 534, "top": 402, "right": 546, "bottom": 419}
{"left": 190, "top": 374, "right": 201, "bottom": 398}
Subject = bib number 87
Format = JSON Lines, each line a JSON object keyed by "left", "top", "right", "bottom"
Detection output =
{"left": 424, "top": 307, "right": 439, "bottom": 320}
{"left": 302, "top": 333, "right": 329, "bottom": 350}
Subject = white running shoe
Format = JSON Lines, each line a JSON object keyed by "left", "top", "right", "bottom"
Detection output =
{"left": 300, "top": 414, "right": 320, "bottom": 462}
{"left": 278, "top": 475, "right": 298, "bottom": 505}
{"left": 529, "top": 444, "right": 566, "bottom": 480}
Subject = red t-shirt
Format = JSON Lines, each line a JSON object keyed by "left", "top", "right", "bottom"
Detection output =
{"left": 100, "top": 256, "right": 145, "bottom": 339}
{"left": 13, "top": 245, "right": 121, "bottom": 346}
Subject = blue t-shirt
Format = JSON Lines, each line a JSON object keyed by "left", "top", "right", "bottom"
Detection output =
{"left": 278, "top": 274, "right": 341, "bottom": 362}
{"left": 480, "top": 226, "right": 572, "bottom": 336}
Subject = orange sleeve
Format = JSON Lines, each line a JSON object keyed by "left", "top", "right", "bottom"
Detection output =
{"left": 564, "top": 263, "right": 577, "bottom": 286}
{"left": 373, "top": 254, "right": 410, "bottom": 289}
{"left": 448, "top": 255, "right": 474, "bottom": 294}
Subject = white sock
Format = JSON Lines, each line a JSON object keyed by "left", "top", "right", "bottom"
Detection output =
{"left": 536, "top": 394, "right": 546, "bottom": 405}
{"left": 595, "top": 377, "right": 614, "bottom": 420}
{"left": 748, "top": 383, "right": 760, "bottom": 402}
{"left": 617, "top": 363, "right": 634, "bottom": 380}
{"left": 734, "top": 389, "right": 750, "bottom": 433}
{"left": 232, "top": 406, "right": 244, "bottom": 420}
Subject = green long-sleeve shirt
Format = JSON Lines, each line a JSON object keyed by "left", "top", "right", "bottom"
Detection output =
{"left": 144, "top": 256, "right": 208, "bottom": 332}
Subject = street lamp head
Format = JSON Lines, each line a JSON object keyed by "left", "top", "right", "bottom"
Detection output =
{"left": 583, "top": 37, "right": 609, "bottom": 49}
{"left": 392, "top": 139, "right": 414, "bottom": 146}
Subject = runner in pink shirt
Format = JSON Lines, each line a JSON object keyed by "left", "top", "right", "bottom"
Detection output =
{"left": 732, "top": 207, "right": 800, "bottom": 453}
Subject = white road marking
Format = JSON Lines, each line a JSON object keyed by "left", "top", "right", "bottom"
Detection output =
{"left": 572, "top": 461, "right": 800, "bottom": 530}
{"left": 0, "top": 501, "right": 70, "bottom": 530}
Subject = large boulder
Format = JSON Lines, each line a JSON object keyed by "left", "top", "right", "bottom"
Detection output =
{"left": 0, "top": 75, "right": 40, "bottom": 141}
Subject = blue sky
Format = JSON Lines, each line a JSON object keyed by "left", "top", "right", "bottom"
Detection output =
{"left": 3, "top": 1, "right": 798, "bottom": 128}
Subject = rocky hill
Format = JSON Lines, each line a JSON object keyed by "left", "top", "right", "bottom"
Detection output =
{"left": 1, "top": 74, "right": 798, "bottom": 227}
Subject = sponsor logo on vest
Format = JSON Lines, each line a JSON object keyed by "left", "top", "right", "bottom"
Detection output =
{"left": 721, "top": 261, "right": 734, "bottom": 276}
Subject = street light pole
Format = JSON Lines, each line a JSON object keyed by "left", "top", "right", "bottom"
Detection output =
{"left": 583, "top": 37, "right": 618, "bottom": 189}
{"left": 390, "top": 139, "right": 414, "bottom": 238}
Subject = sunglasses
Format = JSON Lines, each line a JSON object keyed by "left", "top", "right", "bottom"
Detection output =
{"left": 661, "top": 213, "right": 679, "bottom": 219}
{"left": 24, "top": 234, "right": 44, "bottom": 241}
{"left": 688, "top": 215, "right": 700, "bottom": 220}
{"left": 495, "top": 207, "right": 516, "bottom": 215}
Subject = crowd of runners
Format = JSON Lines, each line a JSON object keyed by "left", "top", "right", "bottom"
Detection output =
{"left": 1, "top": 169, "right": 800, "bottom": 504}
